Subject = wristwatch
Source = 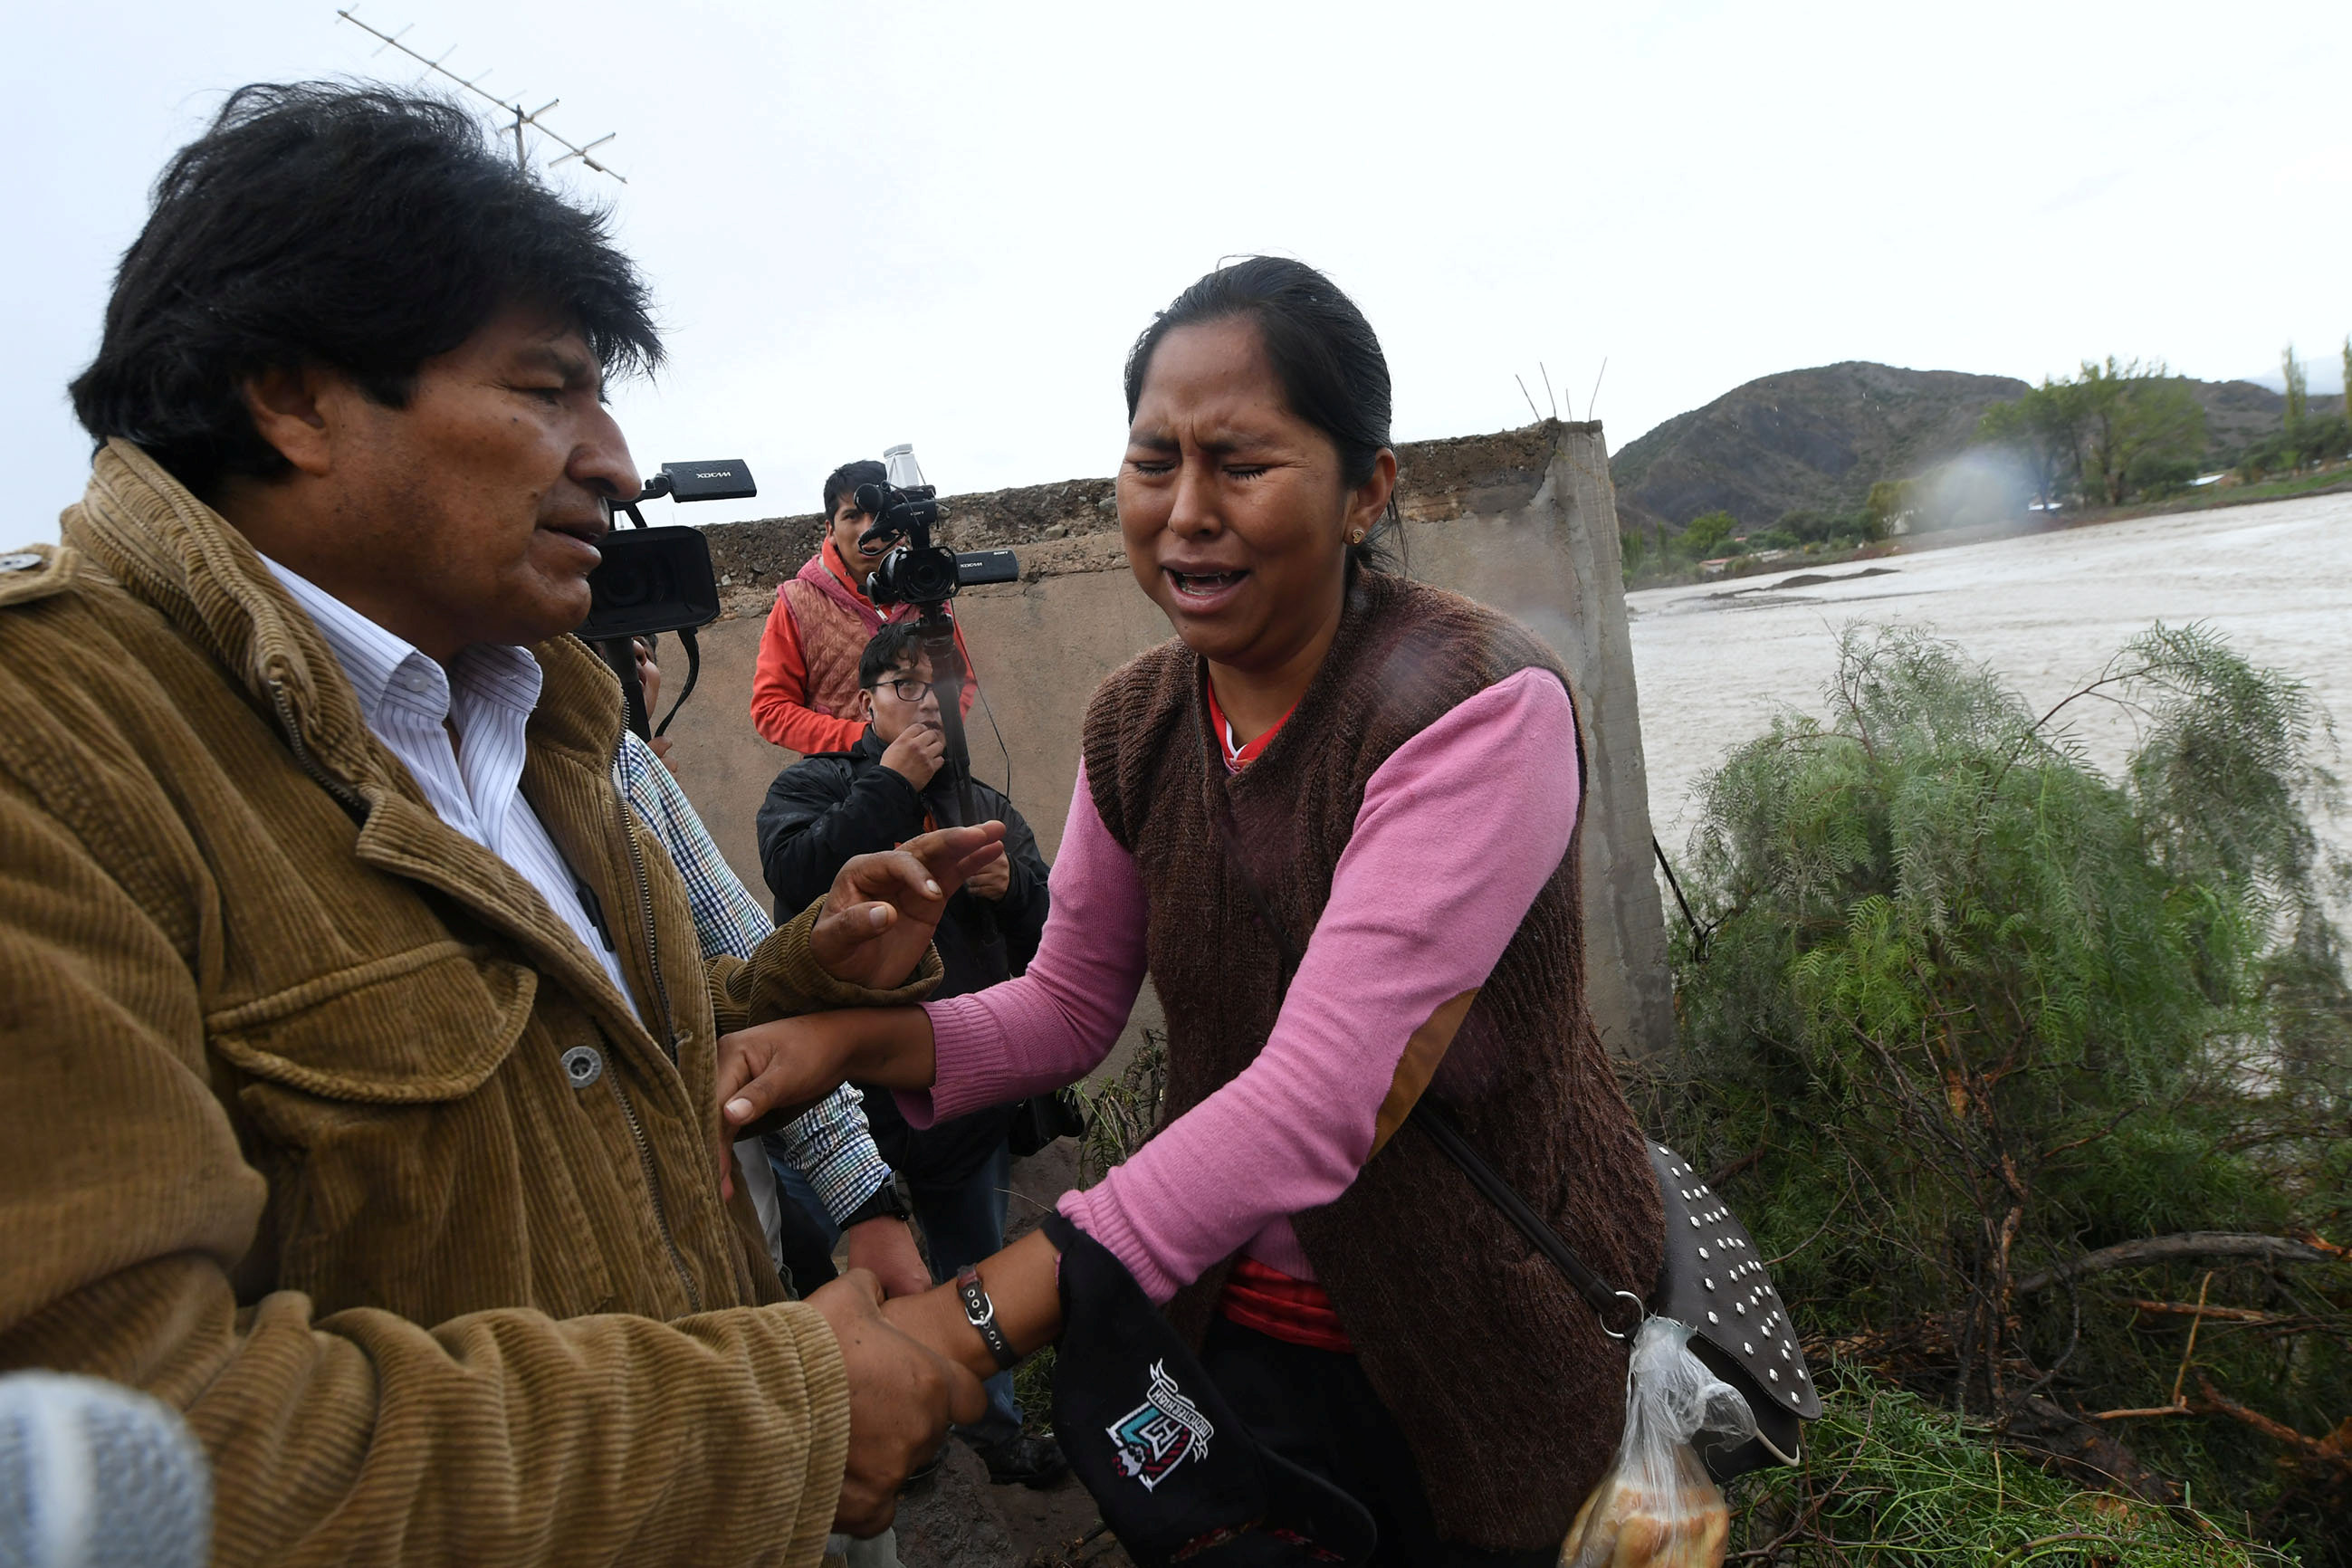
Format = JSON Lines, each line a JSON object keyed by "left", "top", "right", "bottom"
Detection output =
{"left": 838, "top": 1178, "right": 909, "bottom": 1230}
{"left": 956, "top": 1267, "right": 1020, "bottom": 1372}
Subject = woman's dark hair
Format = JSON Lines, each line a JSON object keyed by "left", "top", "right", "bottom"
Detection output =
{"left": 1123, "top": 256, "right": 1401, "bottom": 572}
{"left": 70, "top": 82, "right": 662, "bottom": 498}
{"left": 858, "top": 622, "right": 928, "bottom": 689}
{"left": 824, "top": 460, "right": 888, "bottom": 521}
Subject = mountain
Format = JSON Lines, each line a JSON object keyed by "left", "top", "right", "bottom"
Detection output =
{"left": 2195, "top": 378, "right": 2332, "bottom": 460}
{"left": 1610, "top": 361, "right": 2321, "bottom": 534}
{"left": 1609, "top": 362, "right": 2029, "bottom": 533}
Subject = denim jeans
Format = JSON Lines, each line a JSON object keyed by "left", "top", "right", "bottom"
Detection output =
{"left": 771, "top": 1146, "right": 1023, "bottom": 1448}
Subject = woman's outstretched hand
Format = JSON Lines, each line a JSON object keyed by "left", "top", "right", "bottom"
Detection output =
{"left": 810, "top": 822, "right": 1009, "bottom": 989}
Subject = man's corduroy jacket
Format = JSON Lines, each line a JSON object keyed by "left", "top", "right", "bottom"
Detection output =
{"left": 0, "top": 440, "right": 940, "bottom": 1566}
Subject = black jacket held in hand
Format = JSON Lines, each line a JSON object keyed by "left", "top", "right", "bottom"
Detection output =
{"left": 757, "top": 731, "right": 1050, "bottom": 1183}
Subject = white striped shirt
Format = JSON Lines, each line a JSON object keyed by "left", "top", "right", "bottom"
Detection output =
{"left": 262, "top": 558, "right": 636, "bottom": 1009}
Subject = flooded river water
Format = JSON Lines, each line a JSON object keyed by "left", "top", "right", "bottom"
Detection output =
{"left": 1627, "top": 491, "right": 2352, "bottom": 864}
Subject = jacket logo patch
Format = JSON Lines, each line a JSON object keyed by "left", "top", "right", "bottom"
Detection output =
{"left": 1107, "top": 1361, "right": 1213, "bottom": 1490}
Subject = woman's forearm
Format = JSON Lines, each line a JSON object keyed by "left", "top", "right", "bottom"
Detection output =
{"left": 838, "top": 1003, "right": 938, "bottom": 1089}
{"left": 904, "top": 765, "right": 1148, "bottom": 1127}
{"left": 880, "top": 1229, "right": 1064, "bottom": 1384}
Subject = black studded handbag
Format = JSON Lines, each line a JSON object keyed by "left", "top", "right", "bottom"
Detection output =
{"left": 1411, "top": 1099, "right": 1818, "bottom": 1480}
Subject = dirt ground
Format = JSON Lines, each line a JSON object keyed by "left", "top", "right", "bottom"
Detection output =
{"left": 893, "top": 1440, "right": 1130, "bottom": 1568}
{"left": 875, "top": 1139, "right": 1137, "bottom": 1567}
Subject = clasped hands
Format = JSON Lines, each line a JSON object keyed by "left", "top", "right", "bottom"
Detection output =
{"left": 722, "top": 822, "right": 1007, "bottom": 1538}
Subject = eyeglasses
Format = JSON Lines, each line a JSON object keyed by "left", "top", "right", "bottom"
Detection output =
{"left": 868, "top": 677, "right": 932, "bottom": 703}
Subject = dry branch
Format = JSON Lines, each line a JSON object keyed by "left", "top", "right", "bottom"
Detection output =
{"left": 2002, "top": 1392, "right": 2180, "bottom": 1504}
{"left": 2193, "top": 1376, "right": 2352, "bottom": 1477}
{"left": 2122, "top": 1297, "right": 2280, "bottom": 1324}
{"left": 2013, "top": 1232, "right": 2337, "bottom": 1297}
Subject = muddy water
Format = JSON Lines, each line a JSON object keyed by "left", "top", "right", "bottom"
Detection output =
{"left": 1627, "top": 492, "right": 2352, "bottom": 865}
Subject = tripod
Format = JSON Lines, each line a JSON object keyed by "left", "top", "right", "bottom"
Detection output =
{"left": 911, "top": 602, "right": 981, "bottom": 829}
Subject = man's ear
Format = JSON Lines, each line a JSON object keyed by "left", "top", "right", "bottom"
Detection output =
{"left": 239, "top": 364, "right": 339, "bottom": 479}
{"left": 858, "top": 690, "right": 876, "bottom": 726}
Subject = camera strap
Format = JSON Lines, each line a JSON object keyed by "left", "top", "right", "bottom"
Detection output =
{"left": 592, "top": 630, "right": 701, "bottom": 743}
{"left": 655, "top": 626, "right": 700, "bottom": 738}
{"left": 595, "top": 637, "right": 652, "bottom": 742}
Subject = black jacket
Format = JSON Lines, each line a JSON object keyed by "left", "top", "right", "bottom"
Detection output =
{"left": 757, "top": 731, "right": 1050, "bottom": 1183}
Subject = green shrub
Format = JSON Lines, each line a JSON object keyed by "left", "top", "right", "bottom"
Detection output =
{"left": 2128, "top": 451, "right": 2204, "bottom": 498}
{"left": 1640, "top": 623, "right": 2352, "bottom": 1560}
{"left": 1621, "top": 530, "right": 1649, "bottom": 578}
{"left": 1780, "top": 508, "right": 1877, "bottom": 547}
{"left": 1681, "top": 510, "right": 1739, "bottom": 559}
{"left": 1731, "top": 1367, "right": 2299, "bottom": 1564}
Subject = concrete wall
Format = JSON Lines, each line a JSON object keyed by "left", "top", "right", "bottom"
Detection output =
{"left": 662, "top": 419, "right": 1674, "bottom": 1059}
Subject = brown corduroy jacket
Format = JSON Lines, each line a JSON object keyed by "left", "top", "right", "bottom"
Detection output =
{"left": 0, "top": 441, "right": 941, "bottom": 1566}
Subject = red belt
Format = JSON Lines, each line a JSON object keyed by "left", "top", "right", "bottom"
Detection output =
{"left": 1218, "top": 1256, "right": 1355, "bottom": 1353}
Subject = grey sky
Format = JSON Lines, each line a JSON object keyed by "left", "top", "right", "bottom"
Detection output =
{"left": 10, "top": 0, "right": 2347, "bottom": 543}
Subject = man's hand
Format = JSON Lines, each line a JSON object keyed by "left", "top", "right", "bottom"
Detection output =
{"left": 846, "top": 1215, "right": 933, "bottom": 1300}
{"left": 648, "top": 734, "right": 676, "bottom": 776}
{"left": 715, "top": 1009, "right": 935, "bottom": 1162}
{"left": 810, "top": 822, "right": 1008, "bottom": 990}
{"left": 718, "top": 1013, "right": 858, "bottom": 1151}
{"left": 806, "top": 1269, "right": 987, "bottom": 1538}
{"left": 879, "top": 722, "right": 945, "bottom": 790}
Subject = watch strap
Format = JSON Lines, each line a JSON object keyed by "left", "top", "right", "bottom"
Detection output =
{"left": 956, "top": 1267, "right": 1018, "bottom": 1372}
{"left": 838, "top": 1178, "right": 908, "bottom": 1229}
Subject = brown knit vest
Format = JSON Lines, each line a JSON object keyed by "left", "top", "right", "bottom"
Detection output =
{"left": 779, "top": 577, "right": 875, "bottom": 721}
{"left": 1081, "top": 572, "right": 1665, "bottom": 1551}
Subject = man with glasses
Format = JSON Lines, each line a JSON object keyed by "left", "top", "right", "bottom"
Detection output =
{"left": 756, "top": 622, "right": 1065, "bottom": 1488}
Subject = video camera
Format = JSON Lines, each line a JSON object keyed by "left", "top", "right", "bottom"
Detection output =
{"left": 580, "top": 458, "right": 755, "bottom": 741}
{"left": 853, "top": 445, "right": 1018, "bottom": 608}
{"left": 850, "top": 445, "right": 1018, "bottom": 827}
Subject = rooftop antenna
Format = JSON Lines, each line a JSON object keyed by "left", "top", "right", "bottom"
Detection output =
{"left": 335, "top": 7, "right": 626, "bottom": 183}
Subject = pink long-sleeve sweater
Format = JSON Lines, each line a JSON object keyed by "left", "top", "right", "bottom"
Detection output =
{"left": 903, "top": 665, "right": 1580, "bottom": 1304}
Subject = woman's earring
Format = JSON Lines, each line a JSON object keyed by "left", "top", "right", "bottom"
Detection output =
{"left": 1348, "top": 528, "right": 1366, "bottom": 544}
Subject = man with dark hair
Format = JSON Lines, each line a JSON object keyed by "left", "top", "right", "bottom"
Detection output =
{"left": 749, "top": 459, "right": 977, "bottom": 753}
{"left": 2, "top": 82, "right": 989, "bottom": 1565}
{"left": 758, "top": 622, "right": 1065, "bottom": 1488}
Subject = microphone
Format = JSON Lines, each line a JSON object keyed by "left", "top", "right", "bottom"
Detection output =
{"left": 0, "top": 1372, "right": 210, "bottom": 1568}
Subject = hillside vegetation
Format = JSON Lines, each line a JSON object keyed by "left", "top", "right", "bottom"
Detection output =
{"left": 1611, "top": 359, "right": 2343, "bottom": 552}
{"left": 1611, "top": 362, "right": 2031, "bottom": 533}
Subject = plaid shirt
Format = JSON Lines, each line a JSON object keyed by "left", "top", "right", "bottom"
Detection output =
{"left": 614, "top": 731, "right": 892, "bottom": 1225}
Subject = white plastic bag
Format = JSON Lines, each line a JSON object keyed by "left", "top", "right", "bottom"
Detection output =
{"left": 1560, "top": 1316, "right": 1757, "bottom": 1568}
